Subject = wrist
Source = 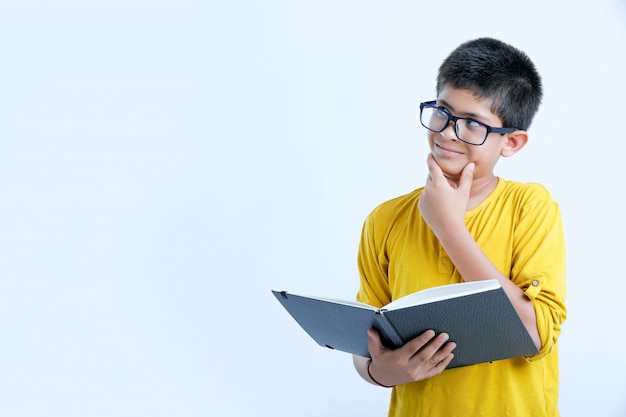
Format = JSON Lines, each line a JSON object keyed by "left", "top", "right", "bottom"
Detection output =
{"left": 433, "top": 220, "right": 470, "bottom": 246}
{"left": 367, "top": 359, "right": 395, "bottom": 388}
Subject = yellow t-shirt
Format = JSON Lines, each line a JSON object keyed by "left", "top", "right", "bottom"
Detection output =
{"left": 356, "top": 178, "right": 567, "bottom": 417}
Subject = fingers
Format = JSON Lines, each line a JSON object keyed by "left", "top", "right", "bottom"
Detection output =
{"left": 426, "top": 348, "right": 456, "bottom": 375}
{"left": 367, "top": 328, "right": 457, "bottom": 385}
{"left": 458, "top": 161, "right": 475, "bottom": 193}
{"left": 403, "top": 329, "right": 437, "bottom": 354}
{"left": 425, "top": 153, "right": 444, "bottom": 182}
{"left": 426, "top": 153, "right": 475, "bottom": 188}
{"left": 405, "top": 330, "right": 456, "bottom": 374}
{"left": 422, "top": 336, "right": 456, "bottom": 369}
{"left": 405, "top": 330, "right": 454, "bottom": 359}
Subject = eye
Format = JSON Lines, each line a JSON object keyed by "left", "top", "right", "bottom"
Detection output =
{"left": 462, "top": 118, "right": 484, "bottom": 130}
{"left": 433, "top": 107, "right": 448, "bottom": 119}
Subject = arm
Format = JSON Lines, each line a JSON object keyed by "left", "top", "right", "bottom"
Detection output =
{"left": 418, "top": 154, "right": 541, "bottom": 350}
{"left": 433, "top": 220, "right": 542, "bottom": 349}
{"left": 354, "top": 206, "right": 456, "bottom": 387}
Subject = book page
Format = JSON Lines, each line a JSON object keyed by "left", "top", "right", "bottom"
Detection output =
{"left": 275, "top": 292, "right": 378, "bottom": 311}
{"left": 383, "top": 279, "right": 501, "bottom": 311}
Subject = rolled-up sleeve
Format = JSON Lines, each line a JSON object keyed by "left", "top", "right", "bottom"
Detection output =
{"left": 511, "top": 186, "right": 567, "bottom": 361}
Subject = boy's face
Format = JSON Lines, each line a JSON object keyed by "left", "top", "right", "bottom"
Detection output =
{"left": 427, "top": 87, "right": 512, "bottom": 182}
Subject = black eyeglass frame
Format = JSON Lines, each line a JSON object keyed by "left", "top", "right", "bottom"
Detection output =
{"left": 419, "top": 100, "right": 518, "bottom": 146}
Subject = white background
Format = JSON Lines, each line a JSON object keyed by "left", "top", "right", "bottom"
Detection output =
{"left": 1, "top": 0, "right": 625, "bottom": 416}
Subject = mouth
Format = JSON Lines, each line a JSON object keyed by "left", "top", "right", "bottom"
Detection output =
{"left": 435, "top": 143, "right": 464, "bottom": 156}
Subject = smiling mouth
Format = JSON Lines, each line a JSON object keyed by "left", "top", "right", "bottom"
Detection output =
{"left": 435, "top": 143, "right": 463, "bottom": 155}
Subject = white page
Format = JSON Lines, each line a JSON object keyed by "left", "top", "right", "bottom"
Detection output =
{"left": 275, "top": 291, "right": 377, "bottom": 311}
{"left": 383, "top": 279, "right": 501, "bottom": 311}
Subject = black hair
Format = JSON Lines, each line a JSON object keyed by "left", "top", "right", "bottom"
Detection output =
{"left": 436, "top": 37, "right": 543, "bottom": 131}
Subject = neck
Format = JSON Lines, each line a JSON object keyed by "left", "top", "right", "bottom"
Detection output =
{"left": 467, "top": 175, "right": 498, "bottom": 210}
{"left": 444, "top": 172, "right": 498, "bottom": 210}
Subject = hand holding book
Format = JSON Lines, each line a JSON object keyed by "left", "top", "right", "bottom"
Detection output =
{"left": 364, "top": 328, "right": 457, "bottom": 387}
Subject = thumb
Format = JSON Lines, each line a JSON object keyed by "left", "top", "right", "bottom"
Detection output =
{"left": 367, "top": 328, "right": 383, "bottom": 356}
{"left": 459, "top": 162, "right": 475, "bottom": 192}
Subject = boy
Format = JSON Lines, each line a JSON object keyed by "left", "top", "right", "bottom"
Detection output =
{"left": 352, "top": 38, "right": 566, "bottom": 416}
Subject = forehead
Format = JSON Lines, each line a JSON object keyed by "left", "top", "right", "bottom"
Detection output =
{"left": 436, "top": 87, "right": 501, "bottom": 125}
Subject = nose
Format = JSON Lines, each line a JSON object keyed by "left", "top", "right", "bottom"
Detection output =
{"left": 441, "top": 120, "right": 458, "bottom": 141}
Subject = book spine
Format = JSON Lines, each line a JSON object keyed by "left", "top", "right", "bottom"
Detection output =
{"left": 373, "top": 311, "right": 404, "bottom": 349}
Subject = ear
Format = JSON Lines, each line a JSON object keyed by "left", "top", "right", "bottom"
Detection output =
{"left": 501, "top": 130, "right": 528, "bottom": 157}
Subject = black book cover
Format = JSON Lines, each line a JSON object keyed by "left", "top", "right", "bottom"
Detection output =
{"left": 272, "top": 280, "right": 538, "bottom": 368}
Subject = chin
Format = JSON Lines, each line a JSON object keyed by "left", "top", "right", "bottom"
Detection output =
{"left": 433, "top": 157, "right": 463, "bottom": 179}
{"left": 442, "top": 169, "right": 461, "bottom": 179}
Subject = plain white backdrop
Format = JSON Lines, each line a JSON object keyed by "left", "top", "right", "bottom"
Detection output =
{"left": 1, "top": 0, "right": 625, "bottom": 416}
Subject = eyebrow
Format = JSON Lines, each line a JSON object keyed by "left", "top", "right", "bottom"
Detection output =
{"left": 437, "top": 99, "right": 492, "bottom": 123}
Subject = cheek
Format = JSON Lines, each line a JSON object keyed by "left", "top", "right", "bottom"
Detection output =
{"left": 426, "top": 132, "right": 436, "bottom": 147}
{"left": 468, "top": 149, "right": 501, "bottom": 175}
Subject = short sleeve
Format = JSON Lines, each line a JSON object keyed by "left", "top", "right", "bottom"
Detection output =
{"left": 356, "top": 211, "right": 392, "bottom": 308}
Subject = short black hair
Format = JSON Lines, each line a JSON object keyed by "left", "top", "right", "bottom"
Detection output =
{"left": 436, "top": 37, "right": 543, "bottom": 131}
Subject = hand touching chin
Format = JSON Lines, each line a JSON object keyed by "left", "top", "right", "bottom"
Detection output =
{"left": 430, "top": 155, "right": 465, "bottom": 184}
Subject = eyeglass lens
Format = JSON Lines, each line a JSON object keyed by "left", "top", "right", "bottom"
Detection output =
{"left": 420, "top": 106, "right": 487, "bottom": 145}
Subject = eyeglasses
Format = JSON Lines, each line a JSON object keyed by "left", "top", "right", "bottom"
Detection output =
{"left": 419, "top": 101, "right": 518, "bottom": 146}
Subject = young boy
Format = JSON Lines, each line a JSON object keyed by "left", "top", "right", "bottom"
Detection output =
{"left": 352, "top": 38, "right": 567, "bottom": 416}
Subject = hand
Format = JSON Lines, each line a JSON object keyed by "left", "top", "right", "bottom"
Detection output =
{"left": 366, "top": 328, "right": 456, "bottom": 387}
{"left": 418, "top": 154, "right": 475, "bottom": 237}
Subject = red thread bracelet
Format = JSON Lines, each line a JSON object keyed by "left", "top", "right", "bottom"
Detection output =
{"left": 367, "top": 360, "right": 395, "bottom": 388}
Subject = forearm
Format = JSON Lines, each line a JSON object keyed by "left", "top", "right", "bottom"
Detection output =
{"left": 353, "top": 355, "right": 377, "bottom": 385}
{"left": 437, "top": 224, "right": 542, "bottom": 350}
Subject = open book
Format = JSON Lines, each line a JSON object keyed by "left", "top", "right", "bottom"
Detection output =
{"left": 272, "top": 280, "right": 538, "bottom": 368}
